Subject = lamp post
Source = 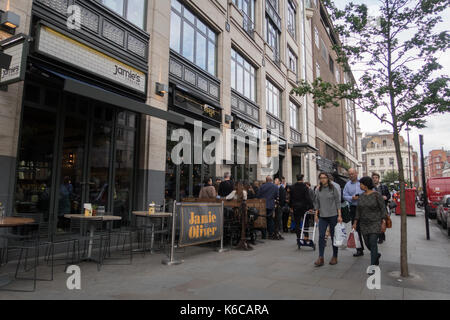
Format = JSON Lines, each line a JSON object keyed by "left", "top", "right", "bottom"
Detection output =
{"left": 405, "top": 125, "right": 412, "bottom": 187}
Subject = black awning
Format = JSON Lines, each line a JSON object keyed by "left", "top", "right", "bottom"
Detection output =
{"left": 289, "top": 143, "right": 319, "bottom": 153}
{"left": 37, "top": 66, "right": 185, "bottom": 125}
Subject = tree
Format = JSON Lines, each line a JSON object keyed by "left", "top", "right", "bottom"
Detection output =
{"left": 382, "top": 170, "right": 399, "bottom": 186}
{"left": 292, "top": 0, "right": 449, "bottom": 277}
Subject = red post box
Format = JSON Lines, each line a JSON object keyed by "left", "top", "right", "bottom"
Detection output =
{"left": 395, "top": 189, "right": 416, "bottom": 216}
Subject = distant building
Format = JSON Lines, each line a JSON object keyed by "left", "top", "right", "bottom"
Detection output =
{"left": 362, "top": 130, "right": 418, "bottom": 188}
{"left": 425, "top": 149, "right": 450, "bottom": 179}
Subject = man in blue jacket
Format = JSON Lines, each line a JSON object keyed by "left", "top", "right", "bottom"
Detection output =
{"left": 257, "top": 176, "right": 280, "bottom": 239}
{"left": 343, "top": 168, "right": 365, "bottom": 256}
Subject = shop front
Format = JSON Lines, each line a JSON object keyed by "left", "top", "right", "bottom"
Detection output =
{"left": 12, "top": 4, "right": 182, "bottom": 237}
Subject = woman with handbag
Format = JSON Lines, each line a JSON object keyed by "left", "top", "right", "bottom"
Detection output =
{"left": 353, "top": 177, "right": 388, "bottom": 270}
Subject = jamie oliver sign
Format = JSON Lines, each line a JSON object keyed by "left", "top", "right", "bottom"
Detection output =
{"left": 36, "top": 25, "right": 146, "bottom": 94}
{"left": 0, "top": 34, "right": 29, "bottom": 86}
{"left": 179, "top": 203, "right": 223, "bottom": 248}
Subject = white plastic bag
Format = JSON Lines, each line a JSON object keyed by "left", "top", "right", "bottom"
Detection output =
{"left": 333, "top": 223, "right": 347, "bottom": 248}
{"left": 353, "top": 229, "right": 362, "bottom": 249}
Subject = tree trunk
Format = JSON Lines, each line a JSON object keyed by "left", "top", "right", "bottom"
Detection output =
{"left": 392, "top": 127, "right": 409, "bottom": 277}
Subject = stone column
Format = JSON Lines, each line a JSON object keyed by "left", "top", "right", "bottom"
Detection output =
{"left": 0, "top": 0, "right": 32, "bottom": 215}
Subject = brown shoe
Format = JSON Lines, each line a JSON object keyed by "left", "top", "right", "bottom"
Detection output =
{"left": 329, "top": 257, "right": 338, "bottom": 265}
{"left": 314, "top": 257, "right": 325, "bottom": 267}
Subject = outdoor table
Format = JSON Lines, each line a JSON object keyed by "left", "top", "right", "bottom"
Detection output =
{"left": 0, "top": 217, "right": 36, "bottom": 287}
{"left": 64, "top": 214, "right": 121, "bottom": 260}
{"left": 132, "top": 212, "right": 172, "bottom": 253}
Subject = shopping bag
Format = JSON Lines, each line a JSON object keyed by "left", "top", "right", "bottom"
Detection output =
{"left": 353, "top": 229, "right": 362, "bottom": 249}
{"left": 341, "top": 202, "right": 352, "bottom": 223}
{"left": 287, "top": 216, "right": 292, "bottom": 229}
{"left": 333, "top": 223, "right": 347, "bottom": 248}
{"left": 347, "top": 231, "right": 356, "bottom": 248}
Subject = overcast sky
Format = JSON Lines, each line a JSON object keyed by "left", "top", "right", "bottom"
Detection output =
{"left": 333, "top": 0, "right": 450, "bottom": 156}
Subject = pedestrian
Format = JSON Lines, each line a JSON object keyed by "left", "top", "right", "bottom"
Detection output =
{"left": 214, "top": 178, "right": 222, "bottom": 196}
{"left": 353, "top": 176, "right": 388, "bottom": 271}
{"left": 199, "top": 177, "right": 217, "bottom": 199}
{"left": 290, "top": 174, "right": 313, "bottom": 243}
{"left": 257, "top": 176, "right": 280, "bottom": 239}
{"left": 218, "top": 172, "right": 234, "bottom": 198}
{"left": 226, "top": 181, "right": 247, "bottom": 200}
{"left": 343, "top": 168, "right": 365, "bottom": 257}
{"left": 283, "top": 185, "right": 291, "bottom": 232}
{"left": 274, "top": 177, "right": 286, "bottom": 239}
{"left": 313, "top": 172, "right": 343, "bottom": 267}
{"left": 245, "top": 181, "right": 257, "bottom": 199}
{"left": 372, "top": 172, "right": 391, "bottom": 244}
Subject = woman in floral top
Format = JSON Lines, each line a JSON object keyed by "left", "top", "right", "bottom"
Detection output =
{"left": 353, "top": 177, "right": 388, "bottom": 269}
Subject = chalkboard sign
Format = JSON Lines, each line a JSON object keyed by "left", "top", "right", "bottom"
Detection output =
{"left": 179, "top": 203, "right": 223, "bottom": 248}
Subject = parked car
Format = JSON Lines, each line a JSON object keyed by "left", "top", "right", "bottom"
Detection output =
{"left": 437, "top": 195, "right": 450, "bottom": 232}
{"left": 426, "top": 177, "right": 450, "bottom": 219}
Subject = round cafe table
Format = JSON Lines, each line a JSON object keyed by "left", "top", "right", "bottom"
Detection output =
{"left": 132, "top": 212, "right": 172, "bottom": 254}
{"left": 64, "top": 214, "right": 121, "bottom": 260}
{"left": 0, "top": 217, "right": 36, "bottom": 288}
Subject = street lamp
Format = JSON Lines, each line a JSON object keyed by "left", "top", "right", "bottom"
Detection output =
{"left": 405, "top": 125, "right": 412, "bottom": 187}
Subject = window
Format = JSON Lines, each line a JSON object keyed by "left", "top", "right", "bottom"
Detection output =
{"left": 380, "top": 158, "right": 384, "bottom": 166}
{"left": 267, "top": 0, "right": 279, "bottom": 12}
{"left": 289, "top": 101, "right": 299, "bottom": 130}
{"left": 314, "top": 26, "right": 319, "bottom": 49}
{"left": 389, "top": 158, "right": 395, "bottom": 166}
{"left": 317, "top": 105, "right": 323, "bottom": 121}
{"left": 315, "top": 62, "right": 321, "bottom": 79}
{"left": 288, "top": 48, "right": 297, "bottom": 74}
{"left": 383, "top": 140, "right": 387, "bottom": 147}
{"left": 371, "top": 159, "right": 375, "bottom": 166}
{"left": 170, "top": 0, "right": 217, "bottom": 75}
{"left": 287, "top": 0, "right": 296, "bottom": 39}
{"left": 234, "top": 0, "right": 255, "bottom": 33}
{"left": 329, "top": 56, "right": 334, "bottom": 74}
{"left": 99, "top": 0, "right": 146, "bottom": 29}
{"left": 335, "top": 67, "right": 340, "bottom": 83}
{"left": 381, "top": 171, "right": 385, "bottom": 178}
{"left": 320, "top": 38, "right": 328, "bottom": 63}
{"left": 437, "top": 164, "right": 441, "bottom": 170}
{"left": 231, "top": 49, "right": 256, "bottom": 102}
{"left": 266, "top": 80, "right": 281, "bottom": 118}
{"left": 266, "top": 18, "right": 280, "bottom": 60}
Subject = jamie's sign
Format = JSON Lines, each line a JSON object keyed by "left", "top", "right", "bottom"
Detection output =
{"left": 36, "top": 25, "right": 146, "bottom": 94}
{"left": 179, "top": 203, "right": 223, "bottom": 247}
{"left": 0, "top": 34, "right": 29, "bottom": 86}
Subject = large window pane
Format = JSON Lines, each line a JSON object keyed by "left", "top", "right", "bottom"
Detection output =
{"left": 208, "top": 41, "right": 216, "bottom": 74}
{"left": 170, "top": 11, "right": 181, "bottom": 52}
{"left": 196, "top": 33, "right": 207, "bottom": 70}
{"left": 103, "top": 0, "right": 124, "bottom": 15}
{"left": 182, "top": 23, "right": 195, "bottom": 62}
{"left": 126, "top": 0, "right": 145, "bottom": 28}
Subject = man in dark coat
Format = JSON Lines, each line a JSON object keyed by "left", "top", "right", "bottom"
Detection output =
{"left": 372, "top": 172, "right": 391, "bottom": 244}
{"left": 290, "top": 174, "right": 313, "bottom": 241}
{"left": 274, "top": 177, "right": 286, "bottom": 239}
{"left": 218, "top": 172, "right": 234, "bottom": 198}
{"left": 257, "top": 176, "right": 280, "bottom": 239}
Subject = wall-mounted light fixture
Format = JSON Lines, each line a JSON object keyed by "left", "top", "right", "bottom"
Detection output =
{"left": 0, "top": 11, "right": 20, "bottom": 33}
{"left": 155, "top": 82, "right": 168, "bottom": 97}
{"left": 225, "top": 114, "right": 233, "bottom": 124}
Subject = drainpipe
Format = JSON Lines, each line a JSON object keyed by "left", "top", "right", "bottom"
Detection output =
{"left": 300, "top": 0, "right": 311, "bottom": 181}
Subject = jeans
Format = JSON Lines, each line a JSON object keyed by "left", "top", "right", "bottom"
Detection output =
{"left": 350, "top": 206, "right": 365, "bottom": 251}
{"left": 363, "top": 233, "right": 380, "bottom": 265}
{"left": 266, "top": 209, "right": 275, "bottom": 236}
{"left": 319, "top": 216, "right": 338, "bottom": 258}
{"left": 274, "top": 206, "right": 283, "bottom": 234}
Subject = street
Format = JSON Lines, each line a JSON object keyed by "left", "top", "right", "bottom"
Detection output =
{"left": 1, "top": 207, "right": 449, "bottom": 300}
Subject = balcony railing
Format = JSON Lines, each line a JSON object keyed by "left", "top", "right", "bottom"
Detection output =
{"left": 290, "top": 128, "right": 302, "bottom": 143}
{"left": 242, "top": 10, "right": 255, "bottom": 39}
{"left": 267, "top": 113, "right": 285, "bottom": 137}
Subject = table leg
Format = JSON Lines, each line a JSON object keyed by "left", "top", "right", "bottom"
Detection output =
{"left": 150, "top": 224, "right": 155, "bottom": 254}
{"left": 87, "top": 225, "right": 95, "bottom": 259}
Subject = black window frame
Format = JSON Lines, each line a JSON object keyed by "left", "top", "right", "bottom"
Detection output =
{"left": 287, "top": 0, "right": 296, "bottom": 40}
{"left": 97, "top": 0, "right": 148, "bottom": 29}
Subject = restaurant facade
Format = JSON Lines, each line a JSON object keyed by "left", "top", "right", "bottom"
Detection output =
{"left": 0, "top": 0, "right": 361, "bottom": 239}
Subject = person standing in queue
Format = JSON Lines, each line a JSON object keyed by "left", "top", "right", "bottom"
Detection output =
{"left": 353, "top": 177, "right": 388, "bottom": 271}
{"left": 274, "top": 177, "right": 286, "bottom": 240}
{"left": 372, "top": 172, "right": 391, "bottom": 244}
{"left": 218, "top": 172, "right": 234, "bottom": 198}
{"left": 290, "top": 174, "right": 313, "bottom": 244}
{"left": 314, "top": 172, "right": 343, "bottom": 267}
{"left": 199, "top": 177, "right": 217, "bottom": 199}
{"left": 343, "top": 168, "right": 365, "bottom": 257}
{"left": 257, "top": 176, "right": 280, "bottom": 239}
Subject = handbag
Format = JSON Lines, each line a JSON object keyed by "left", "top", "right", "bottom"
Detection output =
{"left": 347, "top": 229, "right": 361, "bottom": 249}
{"left": 386, "top": 215, "right": 392, "bottom": 229}
{"left": 388, "top": 200, "right": 397, "bottom": 209}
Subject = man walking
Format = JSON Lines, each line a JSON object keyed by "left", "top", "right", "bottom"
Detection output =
{"left": 372, "top": 172, "right": 391, "bottom": 244}
{"left": 274, "top": 177, "right": 286, "bottom": 239}
{"left": 343, "top": 168, "right": 365, "bottom": 257}
{"left": 290, "top": 174, "right": 313, "bottom": 244}
{"left": 257, "top": 176, "right": 280, "bottom": 239}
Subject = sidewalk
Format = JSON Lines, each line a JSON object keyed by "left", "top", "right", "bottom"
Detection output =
{"left": 1, "top": 208, "right": 449, "bottom": 300}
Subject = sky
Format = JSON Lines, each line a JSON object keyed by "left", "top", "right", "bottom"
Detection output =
{"left": 333, "top": 0, "right": 450, "bottom": 156}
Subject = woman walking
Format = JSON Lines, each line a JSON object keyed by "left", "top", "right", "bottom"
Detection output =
{"left": 353, "top": 177, "right": 388, "bottom": 270}
{"left": 314, "top": 173, "right": 342, "bottom": 267}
